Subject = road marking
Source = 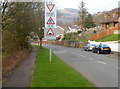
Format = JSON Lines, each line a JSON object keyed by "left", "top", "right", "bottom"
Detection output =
{"left": 53, "top": 50, "right": 67, "bottom": 54}
{"left": 80, "top": 55, "right": 85, "bottom": 57}
{"left": 97, "top": 61, "right": 106, "bottom": 64}
{"left": 116, "top": 67, "right": 120, "bottom": 69}
{"left": 89, "top": 58, "right": 93, "bottom": 60}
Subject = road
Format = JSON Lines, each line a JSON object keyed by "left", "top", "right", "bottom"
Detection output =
{"left": 44, "top": 44, "right": 119, "bottom": 87}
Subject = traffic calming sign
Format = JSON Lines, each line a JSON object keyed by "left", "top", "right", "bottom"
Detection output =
{"left": 46, "top": 17, "right": 55, "bottom": 24}
{"left": 47, "top": 4, "right": 55, "bottom": 12}
{"left": 46, "top": 28, "right": 55, "bottom": 35}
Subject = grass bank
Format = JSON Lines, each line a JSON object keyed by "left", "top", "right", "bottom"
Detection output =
{"left": 31, "top": 46, "right": 95, "bottom": 87}
{"left": 95, "top": 34, "right": 120, "bottom": 42}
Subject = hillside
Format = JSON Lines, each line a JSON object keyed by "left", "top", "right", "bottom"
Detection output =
{"left": 57, "top": 8, "right": 79, "bottom": 26}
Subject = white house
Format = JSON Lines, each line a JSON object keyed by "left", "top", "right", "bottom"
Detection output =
{"left": 66, "top": 25, "right": 82, "bottom": 33}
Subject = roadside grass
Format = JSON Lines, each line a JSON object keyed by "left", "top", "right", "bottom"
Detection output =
{"left": 31, "top": 45, "right": 95, "bottom": 87}
{"left": 95, "top": 34, "right": 120, "bottom": 42}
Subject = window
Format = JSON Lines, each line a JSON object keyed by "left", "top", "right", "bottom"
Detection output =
{"left": 104, "top": 14, "right": 110, "bottom": 18}
{"left": 113, "top": 12, "right": 118, "bottom": 17}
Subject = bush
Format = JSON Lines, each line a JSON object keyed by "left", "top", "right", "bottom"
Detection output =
{"left": 78, "top": 30, "right": 82, "bottom": 34}
{"left": 93, "top": 30, "right": 96, "bottom": 33}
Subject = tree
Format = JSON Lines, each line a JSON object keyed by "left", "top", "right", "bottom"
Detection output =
{"left": 78, "top": 0, "right": 87, "bottom": 28}
{"left": 1, "top": 2, "right": 45, "bottom": 55}
{"left": 84, "top": 13, "right": 96, "bottom": 28}
{"left": 33, "top": 2, "right": 44, "bottom": 48}
{"left": 78, "top": 0, "right": 95, "bottom": 29}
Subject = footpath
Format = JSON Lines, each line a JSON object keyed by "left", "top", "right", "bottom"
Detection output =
{"left": 2, "top": 47, "right": 37, "bottom": 87}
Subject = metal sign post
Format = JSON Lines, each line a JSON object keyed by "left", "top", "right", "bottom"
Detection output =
{"left": 45, "top": 0, "right": 56, "bottom": 64}
{"left": 50, "top": 41, "right": 52, "bottom": 64}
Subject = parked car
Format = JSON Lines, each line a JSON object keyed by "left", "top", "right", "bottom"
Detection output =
{"left": 92, "top": 44, "right": 111, "bottom": 54}
{"left": 84, "top": 44, "right": 96, "bottom": 51}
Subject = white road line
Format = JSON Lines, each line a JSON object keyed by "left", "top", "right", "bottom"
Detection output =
{"left": 97, "top": 61, "right": 106, "bottom": 64}
{"left": 80, "top": 55, "right": 85, "bottom": 57}
{"left": 89, "top": 58, "right": 93, "bottom": 60}
{"left": 116, "top": 67, "right": 120, "bottom": 69}
{"left": 53, "top": 50, "right": 68, "bottom": 54}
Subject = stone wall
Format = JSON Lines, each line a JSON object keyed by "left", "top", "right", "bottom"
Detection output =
{"left": 51, "top": 41, "right": 87, "bottom": 48}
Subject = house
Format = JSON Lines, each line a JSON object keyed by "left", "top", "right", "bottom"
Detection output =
{"left": 56, "top": 26, "right": 65, "bottom": 40}
{"left": 56, "top": 26, "right": 65, "bottom": 36}
{"left": 66, "top": 25, "right": 82, "bottom": 33}
{"left": 93, "top": 8, "right": 118, "bottom": 30}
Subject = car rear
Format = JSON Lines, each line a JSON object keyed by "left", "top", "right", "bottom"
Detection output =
{"left": 99, "top": 44, "right": 111, "bottom": 54}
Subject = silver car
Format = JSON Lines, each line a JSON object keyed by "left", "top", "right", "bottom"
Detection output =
{"left": 84, "top": 44, "right": 96, "bottom": 51}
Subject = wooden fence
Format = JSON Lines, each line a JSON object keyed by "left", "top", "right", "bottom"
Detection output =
{"left": 89, "top": 26, "right": 119, "bottom": 41}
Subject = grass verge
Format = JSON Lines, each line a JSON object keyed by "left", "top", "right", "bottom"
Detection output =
{"left": 95, "top": 34, "right": 120, "bottom": 42}
{"left": 31, "top": 45, "right": 95, "bottom": 87}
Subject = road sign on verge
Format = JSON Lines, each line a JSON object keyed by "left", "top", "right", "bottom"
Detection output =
{"left": 47, "top": 4, "right": 55, "bottom": 12}
{"left": 44, "top": 0, "right": 56, "bottom": 64}
{"left": 46, "top": 28, "right": 55, "bottom": 35}
{"left": 46, "top": 17, "right": 55, "bottom": 24}
{"left": 44, "top": 28, "right": 56, "bottom": 40}
{"left": 45, "top": 1, "right": 56, "bottom": 40}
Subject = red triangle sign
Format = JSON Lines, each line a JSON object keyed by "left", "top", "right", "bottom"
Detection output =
{"left": 46, "top": 28, "right": 55, "bottom": 35}
{"left": 47, "top": 4, "right": 55, "bottom": 12}
{"left": 46, "top": 17, "right": 55, "bottom": 24}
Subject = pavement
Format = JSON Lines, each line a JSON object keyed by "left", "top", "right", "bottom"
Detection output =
{"left": 2, "top": 47, "right": 37, "bottom": 87}
{"left": 44, "top": 44, "right": 119, "bottom": 87}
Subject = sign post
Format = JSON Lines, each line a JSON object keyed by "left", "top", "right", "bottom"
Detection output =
{"left": 50, "top": 41, "right": 52, "bottom": 64}
{"left": 45, "top": 0, "right": 56, "bottom": 64}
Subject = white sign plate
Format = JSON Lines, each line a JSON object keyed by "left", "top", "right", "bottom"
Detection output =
{"left": 44, "top": 0, "right": 56, "bottom": 40}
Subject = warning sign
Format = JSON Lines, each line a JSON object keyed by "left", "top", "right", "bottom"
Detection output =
{"left": 46, "top": 28, "right": 55, "bottom": 35}
{"left": 45, "top": 1, "right": 56, "bottom": 40}
{"left": 46, "top": 17, "right": 55, "bottom": 24}
{"left": 47, "top": 4, "right": 55, "bottom": 12}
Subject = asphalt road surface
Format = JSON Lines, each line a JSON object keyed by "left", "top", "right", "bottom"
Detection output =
{"left": 44, "top": 44, "right": 119, "bottom": 87}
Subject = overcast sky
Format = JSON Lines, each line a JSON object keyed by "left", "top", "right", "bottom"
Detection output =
{"left": 55, "top": 0, "right": 119, "bottom": 14}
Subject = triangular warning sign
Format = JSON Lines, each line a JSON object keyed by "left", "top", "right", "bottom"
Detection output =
{"left": 47, "top": 4, "right": 55, "bottom": 12}
{"left": 46, "top": 28, "right": 55, "bottom": 35}
{"left": 46, "top": 17, "right": 55, "bottom": 24}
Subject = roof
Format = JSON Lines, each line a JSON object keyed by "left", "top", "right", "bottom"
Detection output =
{"left": 56, "top": 26, "right": 65, "bottom": 35}
{"left": 69, "top": 25, "right": 80, "bottom": 29}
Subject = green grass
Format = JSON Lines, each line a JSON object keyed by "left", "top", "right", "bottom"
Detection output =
{"left": 77, "top": 39, "right": 87, "bottom": 41}
{"left": 95, "top": 34, "right": 120, "bottom": 42}
{"left": 85, "top": 34, "right": 95, "bottom": 37}
{"left": 31, "top": 46, "right": 95, "bottom": 87}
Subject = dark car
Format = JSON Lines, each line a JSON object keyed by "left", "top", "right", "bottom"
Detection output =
{"left": 92, "top": 44, "right": 111, "bottom": 54}
{"left": 84, "top": 44, "right": 96, "bottom": 51}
